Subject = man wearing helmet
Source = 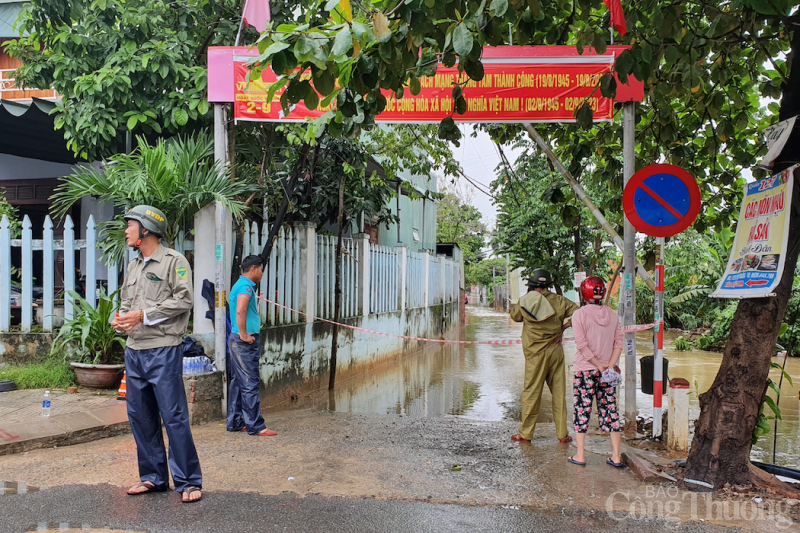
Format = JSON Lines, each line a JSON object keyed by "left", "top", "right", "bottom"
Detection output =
{"left": 509, "top": 268, "right": 579, "bottom": 443}
{"left": 111, "top": 205, "right": 203, "bottom": 503}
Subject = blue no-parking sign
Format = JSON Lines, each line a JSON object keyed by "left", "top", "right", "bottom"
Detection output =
{"left": 622, "top": 164, "right": 701, "bottom": 238}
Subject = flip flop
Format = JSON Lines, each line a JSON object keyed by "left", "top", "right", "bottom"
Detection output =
{"left": 558, "top": 436, "right": 573, "bottom": 443}
{"left": 511, "top": 434, "right": 531, "bottom": 442}
{"left": 567, "top": 456, "right": 586, "bottom": 466}
{"left": 255, "top": 428, "right": 277, "bottom": 436}
{"left": 126, "top": 482, "right": 167, "bottom": 496}
{"left": 607, "top": 458, "right": 625, "bottom": 468}
{"left": 181, "top": 486, "right": 202, "bottom": 503}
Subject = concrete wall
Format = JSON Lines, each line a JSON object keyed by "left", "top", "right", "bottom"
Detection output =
{"left": 0, "top": 333, "right": 53, "bottom": 364}
{"left": 190, "top": 301, "right": 460, "bottom": 404}
{"left": 259, "top": 301, "right": 460, "bottom": 403}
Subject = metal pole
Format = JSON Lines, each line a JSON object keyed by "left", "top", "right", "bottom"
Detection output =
{"left": 214, "top": 103, "right": 229, "bottom": 416}
{"left": 523, "top": 123, "right": 655, "bottom": 290}
{"left": 506, "top": 253, "right": 510, "bottom": 311}
{"left": 652, "top": 236, "right": 665, "bottom": 437}
{"left": 622, "top": 102, "right": 637, "bottom": 432}
{"left": 234, "top": 0, "right": 247, "bottom": 47}
{"left": 396, "top": 184, "right": 402, "bottom": 244}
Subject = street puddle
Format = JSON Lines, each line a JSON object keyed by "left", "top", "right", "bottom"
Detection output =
{"left": 0, "top": 481, "right": 40, "bottom": 495}
{"left": 25, "top": 526, "right": 147, "bottom": 533}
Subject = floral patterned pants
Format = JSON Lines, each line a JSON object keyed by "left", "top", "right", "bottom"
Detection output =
{"left": 573, "top": 370, "right": 621, "bottom": 433}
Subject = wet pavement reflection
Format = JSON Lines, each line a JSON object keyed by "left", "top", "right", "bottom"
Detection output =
{"left": 280, "top": 306, "right": 800, "bottom": 469}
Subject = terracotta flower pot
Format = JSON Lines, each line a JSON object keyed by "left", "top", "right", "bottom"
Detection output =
{"left": 69, "top": 362, "right": 125, "bottom": 390}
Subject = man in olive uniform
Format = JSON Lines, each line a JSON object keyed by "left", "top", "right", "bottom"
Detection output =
{"left": 509, "top": 268, "right": 579, "bottom": 443}
{"left": 111, "top": 205, "right": 203, "bottom": 503}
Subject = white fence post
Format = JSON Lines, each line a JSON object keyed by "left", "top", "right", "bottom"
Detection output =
{"left": 422, "top": 252, "right": 430, "bottom": 309}
{"left": 0, "top": 216, "right": 10, "bottom": 332}
{"left": 296, "top": 221, "right": 316, "bottom": 322}
{"left": 395, "top": 244, "right": 406, "bottom": 311}
{"left": 357, "top": 233, "right": 370, "bottom": 317}
{"left": 63, "top": 215, "right": 75, "bottom": 320}
{"left": 43, "top": 216, "right": 54, "bottom": 332}
{"left": 85, "top": 215, "right": 97, "bottom": 309}
{"left": 439, "top": 255, "right": 446, "bottom": 304}
{"left": 21, "top": 215, "right": 32, "bottom": 331}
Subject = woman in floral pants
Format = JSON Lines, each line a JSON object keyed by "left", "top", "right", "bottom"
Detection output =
{"left": 568, "top": 276, "right": 624, "bottom": 467}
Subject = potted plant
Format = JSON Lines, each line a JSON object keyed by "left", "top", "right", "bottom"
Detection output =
{"left": 51, "top": 290, "right": 126, "bottom": 389}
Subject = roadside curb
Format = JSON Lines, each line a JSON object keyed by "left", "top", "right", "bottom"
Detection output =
{"left": 0, "top": 402, "right": 130, "bottom": 456}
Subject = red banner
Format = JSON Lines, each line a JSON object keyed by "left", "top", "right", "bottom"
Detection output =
{"left": 232, "top": 46, "right": 640, "bottom": 124}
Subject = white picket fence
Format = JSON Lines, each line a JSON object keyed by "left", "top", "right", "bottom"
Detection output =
{"left": 239, "top": 221, "right": 302, "bottom": 326}
{"left": 370, "top": 243, "right": 399, "bottom": 314}
{"left": 0, "top": 214, "right": 198, "bottom": 333}
{"left": 1, "top": 215, "right": 463, "bottom": 333}
{"left": 316, "top": 235, "right": 360, "bottom": 320}
{"left": 406, "top": 251, "right": 426, "bottom": 309}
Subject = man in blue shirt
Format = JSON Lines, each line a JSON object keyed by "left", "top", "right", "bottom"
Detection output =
{"left": 227, "top": 255, "right": 277, "bottom": 436}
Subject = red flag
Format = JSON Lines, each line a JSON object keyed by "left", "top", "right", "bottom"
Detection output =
{"left": 603, "top": 0, "right": 627, "bottom": 36}
{"left": 242, "top": 0, "right": 271, "bottom": 33}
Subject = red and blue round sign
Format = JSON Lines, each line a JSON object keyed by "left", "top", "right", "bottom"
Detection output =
{"left": 622, "top": 164, "right": 701, "bottom": 238}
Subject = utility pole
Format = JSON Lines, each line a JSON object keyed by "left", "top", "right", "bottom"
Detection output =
{"left": 622, "top": 102, "right": 637, "bottom": 433}
{"left": 214, "top": 103, "right": 229, "bottom": 416}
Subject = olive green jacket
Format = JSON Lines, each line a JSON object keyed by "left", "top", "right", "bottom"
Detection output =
{"left": 120, "top": 244, "right": 193, "bottom": 350}
{"left": 510, "top": 290, "right": 579, "bottom": 356}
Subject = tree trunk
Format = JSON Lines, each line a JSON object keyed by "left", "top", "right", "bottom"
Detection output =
{"left": 684, "top": 24, "right": 800, "bottom": 495}
{"left": 328, "top": 173, "right": 346, "bottom": 390}
{"left": 258, "top": 143, "right": 311, "bottom": 264}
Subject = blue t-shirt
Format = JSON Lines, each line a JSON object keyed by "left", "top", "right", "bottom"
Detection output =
{"left": 229, "top": 276, "right": 260, "bottom": 335}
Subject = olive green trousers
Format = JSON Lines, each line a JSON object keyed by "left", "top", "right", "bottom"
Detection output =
{"left": 518, "top": 342, "right": 569, "bottom": 440}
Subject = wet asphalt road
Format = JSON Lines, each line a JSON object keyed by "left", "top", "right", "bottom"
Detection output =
{"left": 0, "top": 484, "right": 734, "bottom": 533}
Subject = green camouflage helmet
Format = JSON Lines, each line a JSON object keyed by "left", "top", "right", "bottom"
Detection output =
{"left": 527, "top": 268, "right": 553, "bottom": 288}
{"left": 123, "top": 205, "right": 168, "bottom": 238}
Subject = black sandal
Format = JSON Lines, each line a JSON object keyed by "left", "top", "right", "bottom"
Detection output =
{"left": 181, "top": 486, "right": 203, "bottom": 503}
{"left": 126, "top": 481, "right": 167, "bottom": 496}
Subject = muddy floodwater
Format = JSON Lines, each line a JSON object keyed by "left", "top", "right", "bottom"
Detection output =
{"left": 275, "top": 306, "right": 800, "bottom": 469}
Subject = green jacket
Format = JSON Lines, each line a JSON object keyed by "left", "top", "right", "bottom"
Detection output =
{"left": 120, "top": 244, "right": 193, "bottom": 350}
{"left": 510, "top": 290, "right": 579, "bottom": 356}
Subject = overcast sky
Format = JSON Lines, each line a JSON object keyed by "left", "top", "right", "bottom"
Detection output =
{"left": 446, "top": 126, "right": 525, "bottom": 232}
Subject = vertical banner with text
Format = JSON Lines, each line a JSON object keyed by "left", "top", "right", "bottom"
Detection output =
{"left": 712, "top": 165, "right": 798, "bottom": 299}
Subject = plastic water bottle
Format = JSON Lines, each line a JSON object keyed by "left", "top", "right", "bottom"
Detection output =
{"left": 42, "top": 391, "right": 51, "bottom": 417}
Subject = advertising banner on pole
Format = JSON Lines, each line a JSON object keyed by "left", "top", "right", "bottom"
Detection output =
{"left": 712, "top": 165, "right": 798, "bottom": 299}
{"left": 230, "top": 46, "right": 643, "bottom": 124}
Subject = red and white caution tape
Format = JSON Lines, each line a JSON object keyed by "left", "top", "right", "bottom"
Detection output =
{"left": 257, "top": 295, "right": 520, "bottom": 345}
{"left": 257, "top": 294, "right": 654, "bottom": 345}
{"left": 622, "top": 323, "right": 655, "bottom": 333}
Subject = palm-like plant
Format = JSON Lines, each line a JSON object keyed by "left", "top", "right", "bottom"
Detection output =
{"left": 669, "top": 227, "right": 733, "bottom": 314}
{"left": 51, "top": 130, "right": 252, "bottom": 265}
{"left": 51, "top": 290, "right": 126, "bottom": 365}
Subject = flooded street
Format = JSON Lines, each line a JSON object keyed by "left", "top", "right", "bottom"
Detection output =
{"left": 280, "top": 306, "right": 800, "bottom": 469}
{"left": 2, "top": 306, "right": 798, "bottom": 531}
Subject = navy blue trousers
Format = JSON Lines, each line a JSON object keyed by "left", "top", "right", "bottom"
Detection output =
{"left": 124, "top": 345, "right": 202, "bottom": 492}
{"left": 227, "top": 333, "right": 266, "bottom": 435}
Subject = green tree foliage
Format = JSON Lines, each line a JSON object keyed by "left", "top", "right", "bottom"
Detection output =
{"left": 465, "top": 256, "right": 507, "bottom": 287}
{"left": 242, "top": 0, "right": 791, "bottom": 237}
{"left": 4, "top": 0, "right": 248, "bottom": 160}
{"left": 436, "top": 188, "right": 486, "bottom": 263}
{"left": 0, "top": 190, "right": 20, "bottom": 237}
{"left": 50, "top": 131, "right": 251, "bottom": 265}
{"left": 491, "top": 149, "right": 610, "bottom": 291}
